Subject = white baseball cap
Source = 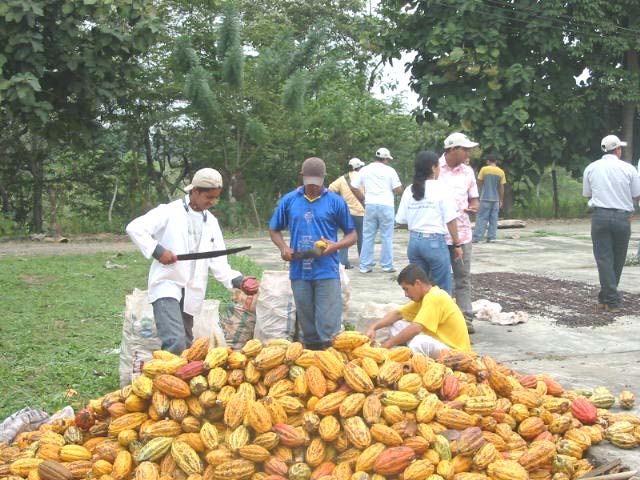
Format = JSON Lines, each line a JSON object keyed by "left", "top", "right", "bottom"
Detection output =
{"left": 601, "top": 134, "right": 627, "bottom": 152}
{"left": 375, "top": 147, "right": 393, "bottom": 160}
{"left": 444, "top": 132, "right": 479, "bottom": 149}
{"left": 348, "top": 157, "right": 365, "bottom": 169}
{"left": 185, "top": 168, "right": 223, "bottom": 191}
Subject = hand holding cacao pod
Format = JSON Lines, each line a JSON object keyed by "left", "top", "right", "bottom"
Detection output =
{"left": 240, "top": 276, "right": 259, "bottom": 295}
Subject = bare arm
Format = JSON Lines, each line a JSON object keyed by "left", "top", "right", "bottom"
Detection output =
{"left": 446, "top": 219, "right": 463, "bottom": 261}
{"left": 393, "top": 185, "right": 403, "bottom": 195}
{"left": 466, "top": 197, "right": 479, "bottom": 213}
{"left": 269, "top": 228, "right": 294, "bottom": 262}
{"left": 499, "top": 184, "right": 505, "bottom": 208}
{"left": 322, "top": 229, "right": 357, "bottom": 256}
{"left": 366, "top": 309, "right": 403, "bottom": 340}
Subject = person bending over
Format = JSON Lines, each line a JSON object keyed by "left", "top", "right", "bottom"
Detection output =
{"left": 366, "top": 264, "right": 470, "bottom": 358}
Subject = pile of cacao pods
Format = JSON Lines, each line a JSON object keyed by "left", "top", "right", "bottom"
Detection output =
{"left": 1, "top": 331, "right": 639, "bottom": 480}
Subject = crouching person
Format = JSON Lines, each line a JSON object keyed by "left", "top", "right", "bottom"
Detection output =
{"left": 366, "top": 263, "right": 471, "bottom": 358}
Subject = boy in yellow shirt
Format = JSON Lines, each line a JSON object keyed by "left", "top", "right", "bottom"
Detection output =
{"left": 366, "top": 264, "right": 471, "bottom": 358}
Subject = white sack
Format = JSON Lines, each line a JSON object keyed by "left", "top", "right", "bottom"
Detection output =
{"left": 254, "top": 271, "right": 297, "bottom": 343}
{"left": 119, "top": 289, "right": 224, "bottom": 387}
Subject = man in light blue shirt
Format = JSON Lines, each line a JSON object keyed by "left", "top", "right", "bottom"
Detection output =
{"left": 582, "top": 135, "right": 640, "bottom": 313}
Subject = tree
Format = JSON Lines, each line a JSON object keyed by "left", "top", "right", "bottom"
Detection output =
{"left": 379, "top": 0, "right": 639, "bottom": 201}
{"left": 0, "top": 0, "right": 159, "bottom": 232}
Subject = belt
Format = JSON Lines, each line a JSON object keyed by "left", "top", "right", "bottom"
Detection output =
{"left": 593, "top": 207, "right": 631, "bottom": 213}
{"left": 409, "top": 231, "right": 445, "bottom": 238}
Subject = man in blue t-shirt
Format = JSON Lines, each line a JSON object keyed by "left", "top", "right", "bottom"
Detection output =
{"left": 269, "top": 157, "right": 357, "bottom": 350}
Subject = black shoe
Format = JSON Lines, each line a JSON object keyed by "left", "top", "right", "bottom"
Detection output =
{"left": 466, "top": 321, "right": 476, "bottom": 334}
{"left": 343, "top": 265, "right": 353, "bottom": 270}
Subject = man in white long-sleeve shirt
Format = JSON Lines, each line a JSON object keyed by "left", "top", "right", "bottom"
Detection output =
{"left": 126, "top": 168, "right": 259, "bottom": 354}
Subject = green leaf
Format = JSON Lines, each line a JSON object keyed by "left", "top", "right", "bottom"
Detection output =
{"left": 449, "top": 47, "right": 464, "bottom": 63}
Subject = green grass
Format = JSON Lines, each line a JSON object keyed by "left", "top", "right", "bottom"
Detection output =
{"left": 0, "top": 251, "right": 261, "bottom": 419}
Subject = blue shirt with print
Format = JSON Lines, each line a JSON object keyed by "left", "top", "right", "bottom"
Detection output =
{"left": 269, "top": 187, "right": 355, "bottom": 280}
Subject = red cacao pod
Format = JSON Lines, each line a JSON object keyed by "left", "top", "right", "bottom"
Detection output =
{"left": 570, "top": 398, "right": 597, "bottom": 425}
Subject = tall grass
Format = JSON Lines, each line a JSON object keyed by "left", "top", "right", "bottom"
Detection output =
{"left": 511, "top": 167, "right": 588, "bottom": 219}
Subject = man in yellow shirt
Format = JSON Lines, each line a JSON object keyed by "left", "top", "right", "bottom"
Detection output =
{"left": 328, "top": 157, "right": 365, "bottom": 269}
{"left": 366, "top": 264, "right": 471, "bottom": 358}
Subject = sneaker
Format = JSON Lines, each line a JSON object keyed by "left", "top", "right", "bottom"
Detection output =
{"left": 382, "top": 268, "right": 396, "bottom": 273}
{"left": 359, "top": 269, "right": 372, "bottom": 274}
{"left": 606, "top": 305, "right": 622, "bottom": 314}
{"left": 466, "top": 321, "right": 476, "bottom": 334}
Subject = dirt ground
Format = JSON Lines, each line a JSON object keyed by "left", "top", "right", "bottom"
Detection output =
{"left": 472, "top": 272, "right": 640, "bottom": 327}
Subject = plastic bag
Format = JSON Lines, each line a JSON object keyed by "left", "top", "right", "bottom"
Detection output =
{"left": 220, "top": 289, "right": 258, "bottom": 350}
{"left": 254, "top": 271, "right": 297, "bottom": 343}
{"left": 119, "top": 289, "right": 225, "bottom": 387}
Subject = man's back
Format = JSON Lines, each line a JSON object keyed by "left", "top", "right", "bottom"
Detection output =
{"left": 583, "top": 155, "right": 640, "bottom": 211}
{"left": 354, "top": 162, "right": 401, "bottom": 207}
{"left": 478, "top": 165, "right": 506, "bottom": 202}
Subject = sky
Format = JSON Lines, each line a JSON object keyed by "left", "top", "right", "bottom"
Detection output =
{"left": 372, "top": 51, "right": 420, "bottom": 112}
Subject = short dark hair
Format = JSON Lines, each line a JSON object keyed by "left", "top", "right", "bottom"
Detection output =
{"left": 484, "top": 152, "right": 500, "bottom": 164}
{"left": 397, "top": 264, "right": 433, "bottom": 285}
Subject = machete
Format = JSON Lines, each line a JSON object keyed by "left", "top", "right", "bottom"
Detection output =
{"left": 176, "top": 246, "right": 251, "bottom": 261}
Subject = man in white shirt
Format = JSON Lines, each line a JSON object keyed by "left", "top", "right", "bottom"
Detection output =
{"left": 126, "top": 168, "right": 259, "bottom": 354}
{"left": 351, "top": 147, "right": 402, "bottom": 273}
{"left": 583, "top": 135, "right": 640, "bottom": 313}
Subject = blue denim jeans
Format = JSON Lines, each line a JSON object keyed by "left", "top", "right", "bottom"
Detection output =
{"left": 591, "top": 208, "right": 631, "bottom": 308}
{"left": 339, "top": 214, "right": 363, "bottom": 268}
{"left": 152, "top": 296, "right": 194, "bottom": 354}
{"left": 407, "top": 232, "right": 453, "bottom": 295}
{"left": 291, "top": 278, "right": 342, "bottom": 347}
{"left": 359, "top": 204, "right": 395, "bottom": 271}
{"left": 473, "top": 200, "right": 499, "bottom": 242}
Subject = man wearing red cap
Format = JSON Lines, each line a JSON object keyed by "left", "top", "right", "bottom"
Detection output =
{"left": 269, "top": 157, "right": 357, "bottom": 350}
{"left": 126, "top": 168, "right": 259, "bottom": 354}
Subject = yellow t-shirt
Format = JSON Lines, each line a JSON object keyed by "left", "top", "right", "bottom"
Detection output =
{"left": 328, "top": 172, "right": 365, "bottom": 217}
{"left": 398, "top": 286, "right": 471, "bottom": 351}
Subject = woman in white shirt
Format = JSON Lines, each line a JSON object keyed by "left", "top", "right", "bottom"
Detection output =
{"left": 396, "top": 151, "right": 463, "bottom": 294}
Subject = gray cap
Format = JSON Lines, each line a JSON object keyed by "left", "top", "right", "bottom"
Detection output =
{"left": 301, "top": 157, "right": 326, "bottom": 186}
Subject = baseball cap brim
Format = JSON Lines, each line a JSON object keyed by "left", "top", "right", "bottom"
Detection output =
{"left": 459, "top": 140, "right": 479, "bottom": 148}
{"left": 303, "top": 176, "right": 324, "bottom": 186}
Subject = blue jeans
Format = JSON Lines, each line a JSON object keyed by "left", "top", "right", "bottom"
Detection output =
{"left": 591, "top": 208, "right": 631, "bottom": 308}
{"left": 339, "top": 214, "right": 363, "bottom": 268}
{"left": 291, "top": 278, "right": 342, "bottom": 348}
{"left": 152, "top": 296, "right": 194, "bottom": 354}
{"left": 473, "top": 200, "right": 499, "bottom": 241}
{"left": 407, "top": 232, "right": 453, "bottom": 295}
{"left": 360, "top": 204, "right": 395, "bottom": 271}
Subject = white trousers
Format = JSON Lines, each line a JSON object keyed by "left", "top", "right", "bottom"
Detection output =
{"left": 389, "top": 320, "right": 449, "bottom": 359}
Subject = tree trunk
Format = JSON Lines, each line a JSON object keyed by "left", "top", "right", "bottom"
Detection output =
{"left": 0, "top": 182, "right": 9, "bottom": 214}
{"left": 48, "top": 186, "right": 61, "bottom": 237}
{"left": 622, "top": 49, "right": 639, "bottom": 162}
{"left": 551, "top": 169, "right": 559, "bottom": 219}
{"left": 29, "top": 152, "right": 45, "bottom": 233}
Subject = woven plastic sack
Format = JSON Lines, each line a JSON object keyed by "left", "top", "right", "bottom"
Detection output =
{"left": 220, "top": 289, "right": 258, "bottom": 350}
{"left": 119, "top": 289, "right": 224, "bottom": 386}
